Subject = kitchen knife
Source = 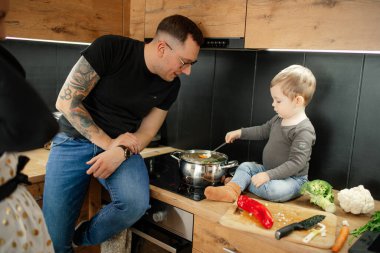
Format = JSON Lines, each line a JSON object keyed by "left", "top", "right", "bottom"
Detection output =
{"left": 275, "top": 214, "right": 325, "bottom": 240}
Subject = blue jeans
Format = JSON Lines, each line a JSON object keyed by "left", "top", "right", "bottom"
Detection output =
{"left": 43, "top": 133, "right": 150, "bottom": 253}
{"left": 231, "top": 162, "right": 308, "bottom": 202}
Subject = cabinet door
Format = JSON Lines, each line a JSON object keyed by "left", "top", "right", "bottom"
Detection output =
{"left": 6, "top": 0, "right": 123, "bottom": 43}
{"left": 26, "top": 182, "right": 44, "bottom": 207}
{"left": 144, "top": 0, "right": 246, "bottom": 38}
{"left": 245, "top": 0, "right": 380, "bottom": 51}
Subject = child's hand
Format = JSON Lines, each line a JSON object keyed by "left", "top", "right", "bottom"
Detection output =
{"left": 225, "top": 129, "right": 242, "bottom": 143}
{"left": 251, "top": 172, "right": 270, "bottom": 188}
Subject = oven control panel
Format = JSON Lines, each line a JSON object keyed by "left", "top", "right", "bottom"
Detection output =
{"left": 146, "top": 199, "right": 194, "bottom": 242}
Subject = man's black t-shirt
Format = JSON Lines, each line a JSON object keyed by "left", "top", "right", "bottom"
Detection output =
{"left": 59, "top": 35, "right": 180, "bottom": 139}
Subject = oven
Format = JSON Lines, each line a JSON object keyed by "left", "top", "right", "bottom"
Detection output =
{"left": 130, "top": 153, "right": 202, "bottom": 253}
{"left": 131, "top": 199, "right": 193, "bottom": 253}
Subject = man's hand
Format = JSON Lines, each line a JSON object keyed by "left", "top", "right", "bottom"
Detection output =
{"left": 86, "top": 147, "right": 125, "bottom": 179}
{"left": 251, "top": 172, "right": 270, "bottom": 188}
{"left": 109, "top": 132, "right": 140, "bottom": 154}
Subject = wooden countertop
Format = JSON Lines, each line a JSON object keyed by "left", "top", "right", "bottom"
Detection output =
{"left": 21, "top": 147, "right": 379, "bottom": 253}
{"left": 151, "top": 185, "right": 380, "bottom": 253}
{"left": 20, "top": 146, "right": 178, "bottom": 183}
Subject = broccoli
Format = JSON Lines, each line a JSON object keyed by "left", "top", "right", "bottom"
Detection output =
{"left": 300, "top": 179, "right": 336, "bottom": 213}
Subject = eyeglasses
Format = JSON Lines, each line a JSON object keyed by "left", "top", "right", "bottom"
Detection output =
{"left": 165, "top": 42, "right": 197, "bottom": 69}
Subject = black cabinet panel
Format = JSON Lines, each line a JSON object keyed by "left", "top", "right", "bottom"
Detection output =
{"left": 2, "top": 40, "right": 57, "bottom": 110}
{"left": 305, "top": 53, "right": 363, "bottom": 189}
{"left": 171, "top": 50, "right": 215, "bottom": 149}
{"left": 251, "top": 51, "right": 305, "bottom": 163}
{"left": 2, "top": 40, "right": 86, "bottom": 111}
{"left": 56, "top": 44, "right": 87, "bottom": 96}
{"left": 211, "top": 51, "right": 256, "bottom": 162}
{"left": 162, "top": 99, "right": 179, "bottom": 146}
{"left": 350, "top": 55, "right": 380, "bottom": 199}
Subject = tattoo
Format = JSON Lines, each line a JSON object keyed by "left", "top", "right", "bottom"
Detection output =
{"left": 58, "top": 56, "right": 101, "bottom": 140}
{"left": 59, "top": 87, "right": 72, "bottom": 100}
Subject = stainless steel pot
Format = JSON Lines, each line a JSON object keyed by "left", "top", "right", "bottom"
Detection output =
{"left": 171, "top": 150, "right": 238, "bottom": 188}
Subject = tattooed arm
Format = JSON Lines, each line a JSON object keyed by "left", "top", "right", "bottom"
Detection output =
{"left": 56, "top": 56, "right": 112, "bottom": 150}
{"left": 57, "top": 56, "right": 142, "bottom": 178}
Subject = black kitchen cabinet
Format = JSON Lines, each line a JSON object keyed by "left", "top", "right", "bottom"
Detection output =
{"left": 305, "top": 53, "right": 364, "bottom": 190}
{"left": 349, "top": 55, "right": 380, "bottom": 199}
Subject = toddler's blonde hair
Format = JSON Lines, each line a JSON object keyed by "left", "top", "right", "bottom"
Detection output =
{"left": 270, "top": 65, "right": 316, "bottom": 106}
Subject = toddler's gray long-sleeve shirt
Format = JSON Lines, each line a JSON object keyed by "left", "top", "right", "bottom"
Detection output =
{"left": 240, "top": 115, "right": 316, "bottom": 180}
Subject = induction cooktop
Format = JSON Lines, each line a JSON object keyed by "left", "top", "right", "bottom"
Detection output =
{"left": 145, "top": 153, "right": 207, "bottom": 201}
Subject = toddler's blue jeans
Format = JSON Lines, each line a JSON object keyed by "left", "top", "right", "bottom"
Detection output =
{"left": 43, "top": 133, "right": 150, "bottom": 253}
{"left": 231, "top": 162, "right": 308, "bottom": 202}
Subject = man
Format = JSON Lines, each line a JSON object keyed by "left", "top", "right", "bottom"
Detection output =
{"left": 43, "top": 14, "right": 203, "bottom": 252}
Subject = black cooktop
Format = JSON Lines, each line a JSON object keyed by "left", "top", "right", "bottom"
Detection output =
{"left": 145, "top": 153, "right": 207, "bottom": 201}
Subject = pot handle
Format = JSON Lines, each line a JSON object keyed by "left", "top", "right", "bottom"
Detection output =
{"left": 170, "top": 151, "right": 182, "bottom": 161}
{"left": 220, "top": 160, "right": 239, "bottom": 170}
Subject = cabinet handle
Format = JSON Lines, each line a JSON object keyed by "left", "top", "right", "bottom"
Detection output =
{"left": 223, "top": 248, "right": 236, "bottom": 253}
{"left": 130, "top": 227, "right": 177, "bottom": 253}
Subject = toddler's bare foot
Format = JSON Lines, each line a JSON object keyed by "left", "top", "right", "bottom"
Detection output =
{"left": 204, "top": 182, "right": 241, "bottom": 202}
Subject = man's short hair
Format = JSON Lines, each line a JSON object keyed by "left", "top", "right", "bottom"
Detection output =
{"left": 156, "top": 14, "right": 204, "bottom": 46}
{"left": 271, "top": 65, "right": 316, "bottom": 106}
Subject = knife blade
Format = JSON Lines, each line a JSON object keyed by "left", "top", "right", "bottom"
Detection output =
{"left": 275, "top": 214, "right": 325, "bottom": 240}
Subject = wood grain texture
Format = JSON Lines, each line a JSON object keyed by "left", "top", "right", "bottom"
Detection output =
{"left": 144, "top": 0, "right": 246, "bottom": 38}
{"left": 21, "top": 148, "right": 49, "bottom": 183}
{"left": 126, "top": 0, "right": 146, "bottom": 40}
{"left": 88, "top": 179, "right": 102, "bottom": 220}
{"left": 246, "top": 0, "right": 380, "bottom": 50}
{"left": 194, "top": 215, "right": 328, "bottom": 253}
{"left": 26, "top": 182, "right": 44, "bottom": 207}
{"left": 6, "top": 0, "right": 123, "bottom": 43}
{"left": 219, "top": 201, "right": 337, "bottom": 249}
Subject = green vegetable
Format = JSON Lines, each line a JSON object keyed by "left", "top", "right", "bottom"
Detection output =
{"left": 300, "top": 179, "right": 336, "bottom": 213}
{"left": 351, "top": 211, "right": 380, "bottom": 238}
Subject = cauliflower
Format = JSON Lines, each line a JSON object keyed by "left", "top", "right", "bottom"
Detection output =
{"left": 300, "top": 179, "right": 336, "bottom": 213}
{"left": 337, "top": 185, "right": 375, "bottom": 214}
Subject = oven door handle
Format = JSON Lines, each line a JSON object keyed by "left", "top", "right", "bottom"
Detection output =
{"left": 130, "top": 227, "right": 177, "bottom": 253}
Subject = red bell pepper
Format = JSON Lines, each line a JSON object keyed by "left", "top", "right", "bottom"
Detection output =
{"left": 237, "top": 195, "right": 274, "bottom": 229}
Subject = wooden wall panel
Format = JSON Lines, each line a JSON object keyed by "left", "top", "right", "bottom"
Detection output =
{"left": 6, "top": 0, "right": 123, "bottom": 43}
{"left": 124, "top": 0, "right": 146, "bottom": 40}
{"left": 246, "top": 0, "right": 380, "bottom": 51}
{"left": 144, "top": 0, "right": 246, "bottom": 38}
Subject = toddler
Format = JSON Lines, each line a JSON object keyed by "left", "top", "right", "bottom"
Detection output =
{"left": 205, "top": 65, "right": 317, "bottom": 203}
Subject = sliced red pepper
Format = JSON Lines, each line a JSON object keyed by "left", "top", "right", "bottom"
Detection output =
{"left": 237, "top": 195, "right": 274, "bottom": 229}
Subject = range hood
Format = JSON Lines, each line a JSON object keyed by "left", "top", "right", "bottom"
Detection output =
{"left": 200, "top": 38, "right": 244, "bottom": 49}
{"left": 145, "top": 38, "right": 245, "bottom": 49}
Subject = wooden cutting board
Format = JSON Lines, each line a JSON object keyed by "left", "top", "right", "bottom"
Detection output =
{"left": 219, "top": 200, "right": 337, "bottom": 249}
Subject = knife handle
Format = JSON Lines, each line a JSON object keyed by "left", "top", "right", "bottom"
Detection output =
{"left": 275, "top": 223, "right": 298, "bottom": 240}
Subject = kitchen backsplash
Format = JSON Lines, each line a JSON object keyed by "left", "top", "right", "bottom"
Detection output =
{"left": 2, "top": 39, "right": 379, "bottom": 200}
{"left": 1, "top": 39, "right": 88, "bottom": 111}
